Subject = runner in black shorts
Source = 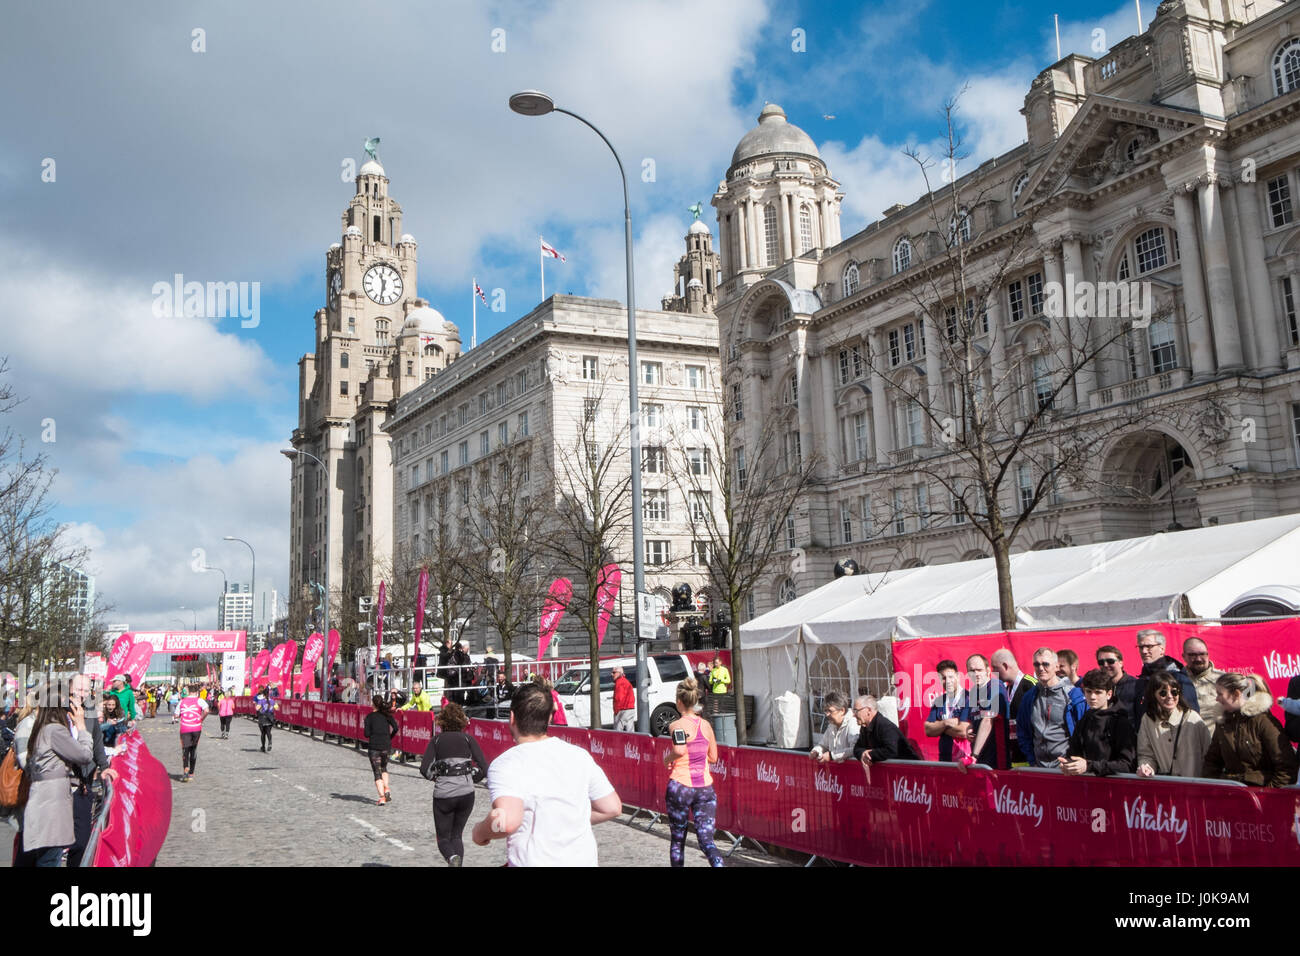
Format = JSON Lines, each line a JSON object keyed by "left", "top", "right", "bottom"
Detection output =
{"left": 364, "top": 694, "right": 400, "bottom": 805}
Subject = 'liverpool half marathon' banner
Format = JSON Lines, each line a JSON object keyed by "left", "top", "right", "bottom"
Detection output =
{"left": 120, "top": 630, "right": 247, "bottom": 653}
{"left": 235, "top": 697, "right": 1300, "bottom": 867}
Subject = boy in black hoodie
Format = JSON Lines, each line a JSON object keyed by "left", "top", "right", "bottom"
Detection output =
{"left": 1059, "top": 669, "right": 1136, "bottom": 776}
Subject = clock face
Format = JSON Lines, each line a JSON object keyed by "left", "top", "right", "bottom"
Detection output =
{"left": 328, "top": 270, "right": 341, "bottom": 303}
{"left": 363, "top": 263, "right": 403, "bottom": 305}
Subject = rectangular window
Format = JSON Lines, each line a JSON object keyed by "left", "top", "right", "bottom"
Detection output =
{"left": 411, "top": 497, "right": 420, "bottom": 523}
{"left": 480, "top": 431, "right": 489, "bottom": 457}
{"left": 440, "top": 450, "right": 448, "bottom": 473}
{"left": 1027, "top": 272, "right": 1045, "bottom": 316}
{"left": 688, "top": 406, "right": 704, "bottom": 430}
{"left": 1269, "top": 175, "right": 1294, "bottom": 228}
{"left": 918, "top": 318, "right": 927, "bottom": 356}
{"left": 642, "top": 362, "right": 662, "bottom": 385}
{"left": 916, "top": 484, "right": 930, "bottom": 529}
{"left": 584, "top": 397, "right": 599, "bottom": 425}
{"left": 521, "top": 455, "right": 530, "bottom": 484}
{"left": 645, "top": 540, "right": 671, "bottom": 566}
{"left": 731, "top": 384, "right": 744, "bottom": 421}
{"left": 458, "top": 404, "right": 468, "bottom": 427}
{"left": 906, "top": 400, "right": 924, "bottom": 446}
{"left": 339, "top": 380, "right": 348, "bottom": 396}
{"left": 904, "top": 323, "right": 916, "bottom": 361}
{"left": 644, "top": 490, "right": 669, "bottom": 523}
{"left": 1033, "top": 356, "right": 1053, "bottom": 410}
{"left": 686, "top": 365, "right": 705, "bottom": 388}
{"left": 582, "top": 355, "right": 598, "bottom": 380}
{"left": 438, "top": 415, "right": 446, "bottom": 436}
{"left": 642, "top": 403, "right": 663, "bottom": 428}
{"left": 785, "top": 515, "right": 797, "bottom": 550}
{"left": 518, "top": 411, "right": 529, "bottom": 437}
{"left": 859, "top": 495, "right": 873, "bottom": 539}
{"left": 888, "top": 329, "right": 901, "bottom": 366}
{"left": 1292, "top": 403, "right": 1300, "bottom": 465}
{"left": 1149, "top": 319, "right": 1177, "bottom": 373}
{"left": 458, "top": 441, "right": 468, "bottom": 466}
{"left": 839, "top": 349, "right": 850, "bottom": 385}
{"left": 690, "top": 491, "right": 711, "bottom": 521}
{"left": 893, "top": 489, "right": 907, "bottom": 535}
{"left": 458, "top": 479, "right": 469, "bottom": 505}
{"left": 852, "top": 346, "right": 863, "bottom": 378}
{"left": 946, "top": 306, "right": 958, "bottom": 343}
{"left": 516, "top": 370, "right": 528, "bottom": 393}
{"left": 498, "top": 422, "right": 508, "bottom": 446}
{"left": 1284, "top": 276, "right": 1298, "bottom": 346}
{"left": 1008, "top": 281, "right": 1025, "bottom": 323}
{"left": 853, "top": 412, "right": 868, "bottom": 461}
{"left": 410, "top": 465, "right": 418, "bottom": 486}
{"left": 1017, "top": 463, "right": 1034, "bottom": 513}
{"left": 496, "top": 382, "right": 507, "bottom": 406}
{"left": 1046, "top": 456, "right": 1061, "bottom": 506}
{"left": 840, "top": 502, "right": 853, "bottom": 544}
{"left": 643, "top": 446, "right": 666, "bottom": 474}
{"left": 785, "top": 431, "right": 802, "bottom": 469}
{"left": 424, "top": 459, "right": 433, "bottom": 481}
{"left": 952, "top": 486, "right": 967, "bottom": 524}
{"left": 479, "top": 393, "right": 487, "bottom": 416}
{"left": 692, "top": 541, "right": 710, "bottom": 566}
{"left": 688, "top": 447, "right": 711, "bottom": 475}
{"left": 735, "top": 448, "right": 747, "bottom": 491}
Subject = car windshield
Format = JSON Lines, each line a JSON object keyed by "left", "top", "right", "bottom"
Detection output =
{"left": 554, "top": 668, "right": 587, "bottom": 696}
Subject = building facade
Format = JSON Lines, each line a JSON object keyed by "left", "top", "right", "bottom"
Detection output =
{"left": 715, "top": 0, "right": 1300, "bottom": 619}
{"left": 384, "top": 281, "right": 724, "bottom": 653}
{"left": 289, "top": 157, "right": 462, "bottom": 629}
{"left": 217, "top": 583, "right": 253, "bottom": 632}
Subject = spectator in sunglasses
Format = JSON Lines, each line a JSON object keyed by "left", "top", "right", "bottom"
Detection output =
{"left": 1015, "top": 648, "right": 1087, "bottom": 767}
{"left": 1136, "top": 671, "right": 1211, "bottom": 779}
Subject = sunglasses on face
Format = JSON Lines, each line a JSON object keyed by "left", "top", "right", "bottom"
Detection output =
{"left": 1138, "top": 644, "right": 1162, "bottom": 651}
{"left": 1157, "top": 689, "right": 1180, "bottom": 698}
{"left": 1097, "top": 659, "right": 1118, "bottom": 666}
{"left": 1033, "top": 661, "right": 1054, "bottom": 669}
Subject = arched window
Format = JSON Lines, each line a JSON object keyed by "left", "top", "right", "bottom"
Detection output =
{"left": 893, "top": 237, "right": 912, "bottom": 274}
{"left": 778, "top": 577, "right": 797, "bottom": 605}
{"left": 1011, "top": 173, "right": 1030, "bottom": 212}
{"left": 763, "top": 204, "right": 779, "bottom": 266}
{"left": 1274, "top": 38, "right": 1300, "bottom": 95}
{"left": 949, "top": 207, "right": 972, "bottom": 244}
{"left": 842, "top": 262, "right": 860, "bottom": 298}
{"left": 340, "top": 352, "right": 349, "bottom": 369}
{"left": 799, "top": 204, "right": 814, "bottom": 254}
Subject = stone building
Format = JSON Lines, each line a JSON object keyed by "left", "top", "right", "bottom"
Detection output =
{"left": 289, "top": 157, "right": 462, "bottom": 628}
{"left": 714, "top": 0, "right": 1300, "bottom": 619}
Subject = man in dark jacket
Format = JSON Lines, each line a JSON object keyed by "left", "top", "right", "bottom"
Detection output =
{"left": 1285, "top": 674, "right": 1300, "bottom": 748}
{"left": 1060, "top": 669, "right": 1136, "bottom": 776}
{"left": 1095, "top": 646, "right": 1139, "bottom": 725}
{"left": 852, "top": 696, "right": 920, "bottom": 763}
{"left": 1130, "top": 629, "right": 1198, "bottom": 731}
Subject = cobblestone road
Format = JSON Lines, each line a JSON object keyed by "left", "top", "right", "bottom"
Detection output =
{"left": 143, "top": 715, "right": 787, "bottom": 868}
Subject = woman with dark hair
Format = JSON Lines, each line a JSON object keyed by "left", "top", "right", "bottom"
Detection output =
{"left": 1059, "top": 669, "right": 1136, "bottom": 776}
{"left": 1136, "top": 670, "right": 1211, "bottom": 778}
{"left": 662, "top": 677, "right": 724, "bottom": 867}
{"left": 364, "top": 694, "right": 400, "bottom": 805}
{"left": 100, "top": 695, "right": 128, "bottom": 749}
{"left": 19, "top": 692, "right": 92, "bottom": 867}
{"left": 1203, "top": 672, "right": 1299, "bottom": 787}
{"left": 420, "top": 702, "right": 489, "bottom": 866}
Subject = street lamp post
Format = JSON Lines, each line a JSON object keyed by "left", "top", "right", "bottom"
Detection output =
{"left": 282, "top": 449, "right": 329, "bottom": 699}
{"left": 509, "top": 90, "right": 650, "bottom": 733}
{"left": 224, "top": 536, "right": 256, "bottom": 630}
{"left": 201, "top": 565, "right": 226, "bottom": 627}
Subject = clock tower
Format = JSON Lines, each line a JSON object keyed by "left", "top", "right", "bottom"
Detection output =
{"left": 289, "top": 150, "right": 461, "bottom": 640}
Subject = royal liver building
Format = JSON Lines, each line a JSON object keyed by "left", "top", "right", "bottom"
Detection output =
{"left": 714, "top": 0, "right": 1300, "bottom": 618}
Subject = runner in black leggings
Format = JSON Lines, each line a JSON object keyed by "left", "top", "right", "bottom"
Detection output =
{"left": 364, "top": 694, "right": 400, "bottom": 805}
{"left": 419, "top": 702, "right": 488, "bottom": 866}
{"left": 254, "top": 687, "right": 277, "bottom": 752}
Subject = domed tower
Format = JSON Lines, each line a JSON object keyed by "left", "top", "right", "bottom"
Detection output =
{"left": 396, "top": 302, "right": 462, "bottom": 394}
{"left": 662, "top": 218, "right": 721, "bottom": 315}
{"left": 711, "top": 104, "right": 842, "bottom": 295}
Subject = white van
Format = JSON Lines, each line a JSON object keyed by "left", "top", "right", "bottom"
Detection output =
{"left": 552, "top": 653, "right": 693, "bottom": 735}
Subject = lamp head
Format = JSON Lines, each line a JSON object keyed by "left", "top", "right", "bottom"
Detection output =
{"left": 280, "top": 449, "right": 298, "bottom": 460}
{"left": 509, "top": 90, "right": 555, "bottom": 116}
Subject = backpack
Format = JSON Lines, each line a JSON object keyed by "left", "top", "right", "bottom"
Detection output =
{"left": 0, "top": 747, "right": 30, "bottom": 810}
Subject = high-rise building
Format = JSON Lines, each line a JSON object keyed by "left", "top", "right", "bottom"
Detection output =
{"left": 218, "top": 584, "right": 253, "bottom": 632}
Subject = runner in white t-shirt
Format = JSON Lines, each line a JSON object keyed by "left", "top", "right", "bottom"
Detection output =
{"left": 177, "top": 686, "right": 209, "bottom": 782}
{"left": 473, "top": 683, "right": 621, "bottom": 866}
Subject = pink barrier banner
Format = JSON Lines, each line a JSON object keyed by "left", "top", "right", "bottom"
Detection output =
{"left": 537, "top": 577, "right": 572, "bottom": 660}
{"left": 595, "top": 564, "right": 621, "bottom": 649}
{"left": 107, "top": 634, "right": 133, "bottom": 676}
{"left": 246, "top": 698, "right": 1300, "bottom": 866}
{"left": 91, "top": 732, "right": 172, "bottom": 867}
{"left": 120, "top": 631, "right": 247, "bottom": 652}
{"left": 123, "top": 642, "right": 154, "bottom": 690}
{"left": 893, "top": 618, "right": 1300, "bottom": 761}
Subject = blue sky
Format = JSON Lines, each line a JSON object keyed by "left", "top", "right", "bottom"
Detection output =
{"left": 0, "top": 0, "right": 1155, "bottom": 629}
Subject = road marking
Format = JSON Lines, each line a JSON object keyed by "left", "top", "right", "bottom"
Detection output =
{"left": 294, "top": 784, "right": 308, "bottom": 792}
{"left": 347, "top": 815, "right": 413, "bottom": 851}
{"left": 387, "top": 837, "right": 415, "bottom": 852}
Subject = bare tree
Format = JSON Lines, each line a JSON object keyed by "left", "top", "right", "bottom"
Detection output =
{"left": 868, "top": 95, "right": 1181, "bottom": 627}
{"left": 670, "top": 386, "right": 819, "bottom": 746}
{"left": 541, "top": 379, "right": 635, "bottom": 727}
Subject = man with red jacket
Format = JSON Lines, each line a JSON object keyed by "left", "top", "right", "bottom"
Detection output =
{"left": 612, "top": 666, "right": 635, "bottom": 732}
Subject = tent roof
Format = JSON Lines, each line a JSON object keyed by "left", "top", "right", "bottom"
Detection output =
{"left": 742, "top": 513, "right": 1300, "bottom": 647}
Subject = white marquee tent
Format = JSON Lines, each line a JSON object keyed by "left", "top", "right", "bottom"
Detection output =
{"left": 739, "top": 513, "right": 1300, "bottom": 747}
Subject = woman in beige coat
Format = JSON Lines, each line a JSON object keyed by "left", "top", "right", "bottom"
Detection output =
{"left": 1135, "top": 670, "right": 1211, "bottom": 779}
{"left": 20, "top": 696, "right": 92, "bottom": 867}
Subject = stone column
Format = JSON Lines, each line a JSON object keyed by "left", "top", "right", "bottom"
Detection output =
{"left": 736, "top": 203, "right": 748, "bottom": 272}
{"left": 818, "top": 198, "right": 829, "bottom": 248}
{"left": 869, "top": 331, "right": 893, "bottom": 464}
{"left": 987, "top": 293, "right": 1010, "bottom": 424}
{"left": 1287, "top": 255, "right": 1300, "bottom": 347}
{"left": 777, "top": 189, "right": 791, "bottom": 263}
{"left": 1041, "top": 246, "right": 1074, "bottom": 408}
{"left": 745, "top": 198, "right": 758, "bottom": 271}
{"left": 1197, "top": 177, "right": 1245, "bottom": 371}
{"left": 1061, "top": 235, "right": 1096, "bottom": 403}
{"left": 923, "top": 312, "right": 945, "bottom": 423}
{"left": 1233, "top": 175, "right": 1282, "bottom": 371}
{"left": 1172, "top": 187, "right": 1215, "bottom": 378}
{"left": 818, "top": 348, "right": 837, "bottom": 468}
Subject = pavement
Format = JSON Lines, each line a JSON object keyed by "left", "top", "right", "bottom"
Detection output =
{"left": 134, "top": 712, "right": 788, "bottom": 867}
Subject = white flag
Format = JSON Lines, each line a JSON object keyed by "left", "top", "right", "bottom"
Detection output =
{"left": 540, "top": 238, "right": 567, "bottom": 262}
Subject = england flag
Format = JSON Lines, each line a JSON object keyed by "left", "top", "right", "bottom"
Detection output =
{"left": 540, "top": 238, "right": 567, "bottom": 262}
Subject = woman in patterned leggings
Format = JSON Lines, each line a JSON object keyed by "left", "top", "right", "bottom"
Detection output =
{"left": 662, "top": 677, "right": 724, "bottom": 867}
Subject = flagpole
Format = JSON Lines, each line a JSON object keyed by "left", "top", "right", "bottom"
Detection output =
{"left": 540, "top": 235, "right": 545, "bottom": 302}
{"left": 1135, "top": 0, "right": 1143, "bottom": 32}
{"left": 1054, "top": 13, "right": 1061, "bottom": 60}
{"left": 471, "top": 276, "right": 478, "bottom": 350}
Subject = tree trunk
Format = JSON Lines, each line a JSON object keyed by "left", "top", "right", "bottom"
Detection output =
{"left": 731, "top": 596, "right": 747, "bottom": 746}
{"left": 993, "top": 536, "right": 1015, "bottom": 630}
{"left": 588, "top": 617, "right": 601, "bottom": 730}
